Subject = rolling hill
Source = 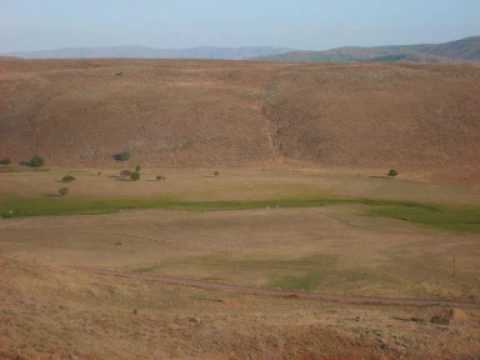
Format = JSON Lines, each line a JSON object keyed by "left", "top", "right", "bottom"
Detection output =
{"left": 1, "top": 58, "right": 480, "bottom": 179}
{"left": 261, "top": 36, "right": 480, "bottom": 63}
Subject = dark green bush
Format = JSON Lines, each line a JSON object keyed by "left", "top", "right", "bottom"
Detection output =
{"left": 0, "top": 158, "right": 11, "bottom": 166}
{"left": 113, "top": 151, "right": 131, "bottom": 162}
{"left": 156, "top": 175, "right": 166, "bottom": 181}
{"left": 22, "top": 155, "right": 45, "bottom": 168}
{"left": 130, "top": 171, "right": 141, "bottom": 181}
{"left": 1, "top": 209, "right": 15, "bottom": 219}
{"left": 61, "top": 175, "right": 76, "bottom": 183}
{"left": 388, "top": 169, "right": 399, "bottom": 177}
{"left": 135, "top": 165, "right": 141, "bottom": 172}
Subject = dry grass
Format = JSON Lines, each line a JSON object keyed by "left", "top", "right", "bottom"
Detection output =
{"left": 1, "top": 168, "right": 480, "bottom": 358}
{"left": 1, "top": 59, "right": 480, "bottom": 183}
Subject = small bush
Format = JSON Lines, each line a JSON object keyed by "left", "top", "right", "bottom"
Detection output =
{"left": 61, "top": 175, "right": 76, "bottom": 183}
{"left": 156, "top": 175, "right": 166, "bottom": 181}
{"left": 58, "top": 187, "right": 69, "bottom": 197}
{"left": 130, "top": 171, "right": 141, "bottom": 181}
{"left": 388, "top": 169, "right": 399, "bottom": 177}
{"left": 113, "top": 151, "right": 131, "bottom": 162}
{"left": 213, "top": 171, "right": 220, "bottom": 177}
{"left": 2, "top": 210, "right": 15, "bottom": 219}
{"left": 0, "top": 158, "right": 11, "bottom": 166}
{"left": 22, "top": 155, "right": 45, "bottom": 168}
{"left": 135, "top": 165, "right": 141, "bottom": 172}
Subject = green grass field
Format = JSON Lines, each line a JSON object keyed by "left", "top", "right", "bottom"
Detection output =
{"left": 2, "top": 195, "right": 480, "bottom": 233}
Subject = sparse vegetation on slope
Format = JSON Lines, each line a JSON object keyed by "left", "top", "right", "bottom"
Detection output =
{"left": 61, "top": 175, "right": 76, "bottom": 183}
{"left": 2, "top": 59, "right": 479, "bottom": 173}
{"left": 21, "top": 155, "right": 45, "bottom": 168}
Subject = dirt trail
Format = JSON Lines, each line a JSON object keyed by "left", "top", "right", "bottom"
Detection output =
{"left": 71, "top": 265, "right": 480, "bottom": 309}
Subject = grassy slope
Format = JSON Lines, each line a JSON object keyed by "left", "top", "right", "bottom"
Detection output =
{"left": 2, "top": 60, "right": 480, "bottom": 172}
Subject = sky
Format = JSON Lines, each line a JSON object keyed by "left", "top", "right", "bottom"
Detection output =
{"left": 2, "top": 0, "right": 480, "bottom": 53}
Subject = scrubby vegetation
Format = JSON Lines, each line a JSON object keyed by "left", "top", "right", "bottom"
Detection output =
{"left": 213, "top": 171, "right": 220, "bottom": 177}
{"left": 21, "top": 155, "right": 45, "bottom": 168}
{"left": 388, "top": 169, "right": 398, "bottom": 177}
{"left": 0, "top": 158, "right": 11, "bottom": 166}
{"left": 130, "top": 171, "right": 141, "bottom": 181}
{"left": 156, "top": 175, "right": 166, "bottom": 181}
{"left": 61, "top": 175, "right": 76, "bottom": 183}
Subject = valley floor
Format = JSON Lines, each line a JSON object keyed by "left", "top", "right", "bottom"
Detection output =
{"left": 1, "top": 167, "right": 480, "bottom": 359}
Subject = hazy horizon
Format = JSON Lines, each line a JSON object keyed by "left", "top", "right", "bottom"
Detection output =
{"left": 2, "top": 0, "right": 480, "bottom": 53}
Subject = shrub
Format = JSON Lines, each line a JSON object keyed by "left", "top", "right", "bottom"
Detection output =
{"left": 2, "top": 210, "right": 15, "bottom": 219}
{"left": 22, "top": 155, "right": 45, "bottom": 168}
{"left": 213, "top": 171, "right": 220, "bottom": 177}
{"left": 61, "top": 175, "right": 76, "bottom": 183}
{"left": 156, "top": 175, "right": 166, "bottom": 181}
{"left": 113, "top": 151, "right": 130, "bottom": 162}
{"left": 135, "top": 165, "right": 141, "bottom": 172}
{"left": 130, "top": 171, "right": 141, "bottom": 181}
{"left": 58, "top": 187, "right": 69, "bottom": 197}
{"left": 0, "top": 158, "right": 11, "bottom": 166}
{"left": 388, "top": 169, "right": 399, "bottom": 177}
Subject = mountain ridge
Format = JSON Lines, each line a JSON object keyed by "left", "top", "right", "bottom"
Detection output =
{"left": 259, "top": 36, "right": 480, "bottom": 63}
{"left": 6, "top": 36, "right": 480, "bottom": 62}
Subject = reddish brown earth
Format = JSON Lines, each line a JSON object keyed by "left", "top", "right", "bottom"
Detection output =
{"left": 1, "top": 59, "right": 480, "bottom": 177}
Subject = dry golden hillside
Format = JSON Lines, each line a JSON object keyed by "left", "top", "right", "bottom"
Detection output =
{"left": 1, "top": 59, "right": 479, "bottom": 171}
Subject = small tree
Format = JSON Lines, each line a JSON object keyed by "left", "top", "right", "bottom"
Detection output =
{"left": 61, "top": 175, "right": 76, "bottom": 183}
{"left": 135, "top": 165, "right": 141, "bottom": 172}
{"left": 388, "top": 169, "right": 398, "bottom": 177}
{"left": 0, "top": 158, "right": 11, "bottom": 166}
{"left": 22, "top": 155, "right": 45, "bottom": 168}
{"left": 156, "top": 175, "right": 166, "bottom": 181}
{"left": 58, "top": 187, "right": 69, "bottom": 197}
{"left": 2, "top": 210, "right": 15, "bottom": 219}
{"left": 130, "top": 171, "right": 141, "bottom": 181}
{"left": 213, "top": 171, "right": 220, "bottom": 177}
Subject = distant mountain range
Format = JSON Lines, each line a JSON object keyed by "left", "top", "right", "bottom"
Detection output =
{"left": 6, "top": 46, "right": 293, "bottom": 60}
{"left": 5, "top": 36, "right": 480, "bottom": 63}
{"left": 259, "top": 36, "right": 480, "bottom": 63}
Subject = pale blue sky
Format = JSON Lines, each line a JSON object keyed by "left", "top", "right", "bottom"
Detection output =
{"left": 2, "top": 0, "right": 479, "bottom": 52}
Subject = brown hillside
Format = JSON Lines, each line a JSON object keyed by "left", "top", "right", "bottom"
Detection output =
{"left": 1, "top": 59, "right": 479, "bottom": 171}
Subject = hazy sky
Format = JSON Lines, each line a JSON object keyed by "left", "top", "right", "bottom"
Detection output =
{"left": 2, "top": 0, "right": 479, "bottom": 52}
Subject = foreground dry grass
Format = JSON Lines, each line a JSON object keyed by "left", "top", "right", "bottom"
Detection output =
{"left": 2, "top": 256, "right": 480, "bottom": 360}
{"left": 1, "top": 168, "right": 480, "bottom": 359}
